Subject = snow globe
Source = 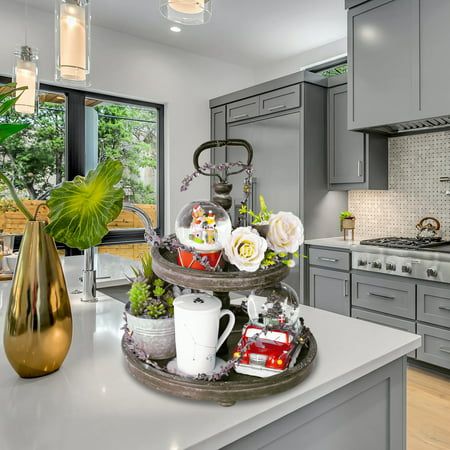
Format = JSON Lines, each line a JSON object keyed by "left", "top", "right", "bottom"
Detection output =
{"left": 175, "top": 200, "right": 232, "bottom": 270}
{"left": 247, "top": 282, "right": 301, "bottom": 328}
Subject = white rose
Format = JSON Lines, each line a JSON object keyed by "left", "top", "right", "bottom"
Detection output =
{"left": 266, "top": 212, "right": 304, "bottom": 254}
{"left": 224, "top": 227, "right": 267, "bottom": 272}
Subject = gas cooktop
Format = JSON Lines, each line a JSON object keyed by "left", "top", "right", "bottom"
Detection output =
{"left": 359, "top": 237, "right": 450, "bottom": 250}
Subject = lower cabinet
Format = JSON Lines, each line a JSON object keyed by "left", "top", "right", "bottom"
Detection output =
{"left": 417, "top": 324, "right": 450, "bottom": 370}
{"left": 352, "top": 307, "right": 416, "bottom": 358}
{"left": 309, "top": 267, "right": 350, "bottom": 316}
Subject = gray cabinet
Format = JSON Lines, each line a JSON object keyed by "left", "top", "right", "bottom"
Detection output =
{"left": 348, "top": 0, "right": 450, "bottom": 130}
{"left": 260, "top": 85, "right": 300, "bottom": 116}
{"left": 417, "top": 283, "right": 450, "bottom": 328}
{"left": 211, "top": 105, "right": 226, "bottom": 164}
{"left": 227, "top": 96, "right": 259, "bottom": 123}
{"left": 309, "top": 247, "right": 350, "bottom": 271}
{"left": 310, "top": 267, "right": 350, "bottom": 316}
{"left": 352, "top": 273, "right": 415, "bottom": 319}
{"left": 417, "top": 323, "right": 450, "bottom": 370}
{"left": 348, "top": 0, "right": 417, "bottom": 130}
{"left": 419, "top": 0, "right": 450, "bottom": 118}
{"left": 328, "top": 83, "right": 388, "bottom": 190}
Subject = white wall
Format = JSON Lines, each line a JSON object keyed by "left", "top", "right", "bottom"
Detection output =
{"left": 253, "top": 38, "right": 347, "bottom": 84}
{"left": 0, "top": 1, "right": 255, "bottom": 232}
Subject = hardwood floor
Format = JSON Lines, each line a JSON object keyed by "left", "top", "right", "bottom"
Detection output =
{"left": 408, "top": 367, "right": 450, "bottom": 450}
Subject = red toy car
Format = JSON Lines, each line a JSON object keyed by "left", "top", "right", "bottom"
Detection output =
{"left": 233, "top": 324, "right": 300, "bottom": 378}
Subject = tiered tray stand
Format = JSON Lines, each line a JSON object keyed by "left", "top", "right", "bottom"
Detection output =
{"left": 121, "top": 246, "right": 317, "bottom": 406}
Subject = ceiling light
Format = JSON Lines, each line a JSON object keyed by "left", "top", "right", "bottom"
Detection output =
{"left": 13, "top": 46, "right": 39, "bottom": 115}
{"left": 160, "top": 0, "right": 212, "bottom": 26}
{"left": 55, "top": 0, "right": 91, "bottom": 85}
{"left": 170, "top": 26, "right": 182, "bottom": 32}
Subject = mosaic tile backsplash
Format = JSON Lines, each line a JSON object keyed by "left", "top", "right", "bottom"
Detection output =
{"left": 348, "top": 130, "right": 450, "bottom": 239}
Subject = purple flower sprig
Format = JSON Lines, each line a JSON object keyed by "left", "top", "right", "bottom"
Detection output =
{"left": 181, "top": 161, "right": 253, "bottom": 191}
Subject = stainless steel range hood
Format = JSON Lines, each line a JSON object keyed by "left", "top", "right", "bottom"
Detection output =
{"left": 368, "top": 115, "right": 450, "bottom": 135}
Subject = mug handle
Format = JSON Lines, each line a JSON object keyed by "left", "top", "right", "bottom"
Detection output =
{"left": 216, "top": 309, "right": 236, "bottom": 352}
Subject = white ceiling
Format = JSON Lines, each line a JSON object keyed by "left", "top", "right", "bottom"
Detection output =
{"left": 16, "top": 0, "right": 347, "bottom": 67}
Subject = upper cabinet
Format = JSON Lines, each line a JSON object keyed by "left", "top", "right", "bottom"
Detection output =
{"left": 328, "top": 81, "right": 388, "bottom": 190}
{"left": 347, "top": 0, "right": 450, "bottom": 131}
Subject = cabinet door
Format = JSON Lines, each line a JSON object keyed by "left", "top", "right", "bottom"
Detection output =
{"left": 210, "top": 106, "right": 226, "bottom": 198}
{"left": 417, "top": 283, "right": 450, "bottom": 328}
{"left": 310, "top": 267, "right": 350, "bottom": 316}
{"left": 419, "top": 0, "right": 450, "bottom": 118}
{"left": 260, "top": 85, "right": 300, "bottom": 116}
{"left": 328, "top": 85, "right": 365, "bottom": 184}
{"left": 348, "top": 0, "right": 418, "bottom": 129}
{"left": 227, "top": 96, "right": 259, "bottom": 123}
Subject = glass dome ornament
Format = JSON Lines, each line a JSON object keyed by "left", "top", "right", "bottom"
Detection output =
{"left": 247, "top": 283, "right": 301, "bottom": 328}
{"left": 160, "top": 0, "right": 212, "bottom": 26}
{"left": 175, "top": 200, "right": 231, "bottom": 270}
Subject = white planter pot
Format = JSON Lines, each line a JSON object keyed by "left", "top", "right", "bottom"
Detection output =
{"left": 125, "top": 306, "right": 176, "bottom": 360}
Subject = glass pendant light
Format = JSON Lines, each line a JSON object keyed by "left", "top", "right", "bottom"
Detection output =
{"left": 160, "top": 0, "right": 212, "bottom": 25}
{"left": 55, "top": 0, "right": 91, "bottom": 85}
{"left": 13, "top": 0, "right": 38, "bottom": 115}
{"left": 13, "top": 46, "right": 39, "bottom": 115}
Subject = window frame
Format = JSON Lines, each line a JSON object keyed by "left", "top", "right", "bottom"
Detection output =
{"left": 0, "top": 76, "right": 165, "bottom": 249}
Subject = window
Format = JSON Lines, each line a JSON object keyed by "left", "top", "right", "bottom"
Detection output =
{"left": 0, "top": 76, "right": 164, "bottom": 259}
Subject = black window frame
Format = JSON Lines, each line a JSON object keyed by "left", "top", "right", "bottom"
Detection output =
{"left": 0, "top": 75, "right": 165, "bottom": 251}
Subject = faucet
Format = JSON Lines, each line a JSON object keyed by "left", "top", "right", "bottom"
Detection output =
{"left": 81, "top": 203, "right": 154, "bottom": 302}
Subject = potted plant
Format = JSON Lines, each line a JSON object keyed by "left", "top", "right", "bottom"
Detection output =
{"left": 239, "top": 194, "right": 272, "bottom": 237}
{"left": 0, "top": 83, "right": 125, "bottom": 377}
{"left": 339, "top": 211, "right": 356, "bottom": 230}
{"left": 125, "top": 252, "right": 176, "bottom": 360}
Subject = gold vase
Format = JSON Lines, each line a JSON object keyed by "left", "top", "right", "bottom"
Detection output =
{"left": 3, "top": 221, "right": 72, "bottom": 378}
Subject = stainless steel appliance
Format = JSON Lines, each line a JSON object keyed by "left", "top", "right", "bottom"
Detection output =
{"left": 353, "top": 237, "right": 450, "bottom": 283}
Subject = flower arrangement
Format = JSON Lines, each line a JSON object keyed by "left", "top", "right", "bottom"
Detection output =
{"left": 230, "top": 196, "right": 304, "bottom": 271}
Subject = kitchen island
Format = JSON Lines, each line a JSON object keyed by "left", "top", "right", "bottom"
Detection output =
{"left": 0, "top": 279, "right": 420, "bottom": 450}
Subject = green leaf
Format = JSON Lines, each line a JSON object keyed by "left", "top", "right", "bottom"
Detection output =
{"left": 45, "top": 159, "right": 124, "bottom": 250}
{"left": 0, "top": 123, "right": 29, "bottom": 145}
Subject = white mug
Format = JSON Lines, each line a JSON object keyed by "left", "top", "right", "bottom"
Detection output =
{"left": 173, "top": 293, "right": 235, "bottom": 376}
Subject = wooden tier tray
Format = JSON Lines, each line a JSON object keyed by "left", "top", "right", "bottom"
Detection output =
{"left": 151, "top": 245, "right": 290, "bottom": 293}
{"left": 122, "top": 331, "right": 317, "bottom": 407}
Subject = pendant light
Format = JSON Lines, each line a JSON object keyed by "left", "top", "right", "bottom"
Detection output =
{"left": 160, "top": 0, "right": 212, "bottom": 25}
{"left": 13, "top": 1, "right": 39, "bottom": 115}
{"left": 55, "top": 0, "right": 91, "bottom": 85}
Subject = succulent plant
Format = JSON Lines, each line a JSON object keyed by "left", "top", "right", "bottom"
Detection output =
{"left": 145, "top": 300, "right": 167, "bottom": 319}
{"left": 129, "top": 281, "right": 150, "bottom": 316}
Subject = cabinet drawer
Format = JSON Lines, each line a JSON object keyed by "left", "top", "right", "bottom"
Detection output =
{"left": 227, "top": 96, "right": 259, "bottom": 123}
{"left": 352, "top": 274, "right": 415, "bottom": 319}
{"left": 309, "top": 247, "right": 350, "bottom": 271}
{"left": 260, "top": 85, "right": 300, "bottom": 115}
{"left": 352, "top": 307, "right": 416, "bottom": 357}
{"left": 417, "top": 284, "right": 450, "bottom": 328}
{"left": 417, "top": 324, "right": 450, "bottom": 370}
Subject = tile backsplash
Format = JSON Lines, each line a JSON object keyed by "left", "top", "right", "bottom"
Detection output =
{"left": 348, "top": 130, "right": 450, "bottom": 239}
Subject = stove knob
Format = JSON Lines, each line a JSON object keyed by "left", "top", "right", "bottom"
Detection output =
{"left": 426, "top": 268, "right": 438, "bottom": 278}
{"left": 358, "top": 259, "right": 367, "bottom": 267}
{"left": 386, "top": 263, "right": 396, "bottom": 271}
{"left": 401, "top": 265, "right": 412, "bottom": 274}
{"left": 371, "top": 261, "right": 382, "bottom": 269}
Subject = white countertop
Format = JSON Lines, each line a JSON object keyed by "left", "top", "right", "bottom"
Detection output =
{"left": 0, "top": 280, "right": 420, "bottom": 450}
{"left": 304, "top": 236, "right": 366, "bottom": 250}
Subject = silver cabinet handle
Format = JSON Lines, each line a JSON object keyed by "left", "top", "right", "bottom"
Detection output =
{"left": 368, "top": 292, "right": 395, "bottom": 300}
{"left": 439, "top": 346, "right": 450, "bottom": 354}
{"left": 343, "top": 280, "right": 349, "bottom": 297}
{"left": 318, "top": 257, "right": 339, "bottom": 263}
{"left": 357, "top": 160, "right": 363, "bottom": 177}
{"left": 232, "top": 113, "right": 249, "bottom": 120}
{"left": 438, "top": 305, "right": 450, "bottom": 312}
{"left": 268, "top": 104, "right": 286, "bottom": 112}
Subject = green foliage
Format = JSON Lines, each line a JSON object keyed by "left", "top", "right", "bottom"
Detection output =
{"left": 240, "top": 195, "right": 272, "bottom": 224}
{"left": 145, "top": 301, "right": 166, "bottom": 319}
{"left": 339, "top": 211, "right": 354, "bottom": 220}
{"left": 129, "top": 281, "right": 150, "bottom": 316}
{"left": 45, "top": 159, "right": 124, "bottom": 249}
{"left": 320, "top": 63, "right": 348, "bottom": 78}
{"left": 140, "top": 252, "right": 153, "bottom": 279}
{"left": 95, "top": 103, "right": 158, "bottom": 204}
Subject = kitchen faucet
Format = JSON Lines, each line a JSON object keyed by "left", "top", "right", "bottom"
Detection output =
{"left": 81, "top": 203, "right": 154, "bottom": 302}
